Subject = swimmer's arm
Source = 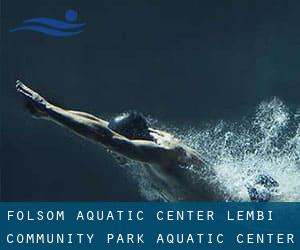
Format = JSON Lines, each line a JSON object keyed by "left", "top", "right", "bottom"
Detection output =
{"left": 44, "top": 106, "right": 174, "bottom": 165}
{"left": 16, "top": 81, "right": 173, "bottom": 164}
{"left": 16, "top": 81, "right": 111, "bottom": 141}
{"left": 67, "top": 110, "right": 106, "bottom": 123}
{"left": 48, "top": 108, "right": 174, "bottom": 163}
{"left": 110, "top": 138, "right": 176, "bottom": 164}
{"left": 44, "top": 108, "right": 170, "bottom": 165}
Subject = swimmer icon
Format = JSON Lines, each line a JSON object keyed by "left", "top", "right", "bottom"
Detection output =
{"left": 9, "top": 9, "right": 86, "bottom": 37}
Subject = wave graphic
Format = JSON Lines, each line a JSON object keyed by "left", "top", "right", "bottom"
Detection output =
{"left": 10, "top": 25, "right": 84, "bottom": 37}
{"left": 123, "top": 98, "right": 300, "bottom": 202}
{"left": 9, "top": 9, "right": 85, "bottom": 37}
{"left": 23, "top": 18, "right": 85, "bottom": 29}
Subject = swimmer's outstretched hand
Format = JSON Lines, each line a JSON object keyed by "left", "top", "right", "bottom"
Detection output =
{"left": 16, "top": 80, "right": 49, "bottom": 118}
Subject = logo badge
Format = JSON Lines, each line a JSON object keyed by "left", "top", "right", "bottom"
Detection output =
{"left": 9, "top": 9, "right": 85, "bottom": 37}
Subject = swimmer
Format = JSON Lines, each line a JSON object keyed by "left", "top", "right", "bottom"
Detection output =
{"left": 15, "top": 80, "right": 278, "bottom": 201}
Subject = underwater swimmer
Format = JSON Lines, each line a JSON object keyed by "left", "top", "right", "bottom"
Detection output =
{"left": 16, "top": 81, "right": 277, "bottom": 201}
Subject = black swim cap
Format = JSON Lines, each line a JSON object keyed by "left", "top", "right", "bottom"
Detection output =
{"left": 108, "top": 111, "right": 153, "bottom": 140}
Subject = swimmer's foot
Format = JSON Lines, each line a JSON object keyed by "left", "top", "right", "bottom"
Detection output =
{"left": 16, "top": 80, "right": 49, "bottom": 118}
